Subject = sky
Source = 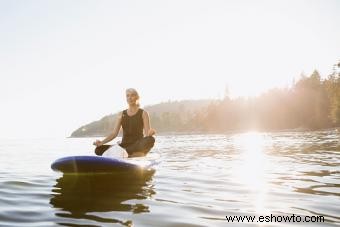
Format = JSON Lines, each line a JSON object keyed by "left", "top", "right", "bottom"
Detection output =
{"left": 0, "top": 0, "right": 339, "bottom": 138}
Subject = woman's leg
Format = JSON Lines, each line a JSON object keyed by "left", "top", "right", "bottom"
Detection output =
{"left": 95, "top": 144, "right": 112, "bottom": 156}
{"left": 126, "top": 136, "right": 155, "bottom": 157}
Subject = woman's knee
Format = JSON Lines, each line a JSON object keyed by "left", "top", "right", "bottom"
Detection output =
{"left": 147, "top": 136, "right": 155, "bottom": 143}
{"left": 144, "top": 136, "right": 155, "bottom": 147}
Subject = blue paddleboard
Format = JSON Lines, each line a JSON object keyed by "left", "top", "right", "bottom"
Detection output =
{"left": 51, "top": 155, "right": 159, "bottom": 173}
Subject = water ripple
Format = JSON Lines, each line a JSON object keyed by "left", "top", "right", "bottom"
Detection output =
{"left": 0, "top": 131, "right": 339, "bottom": 226}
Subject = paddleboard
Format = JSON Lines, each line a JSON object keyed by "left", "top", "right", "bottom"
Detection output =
{"left": 51, "top": 153, "right": 160, "bottom": 173}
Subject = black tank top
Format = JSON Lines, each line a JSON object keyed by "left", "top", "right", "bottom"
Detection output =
{"left": 120, "top": 108, "right": 144, "bottom": 148}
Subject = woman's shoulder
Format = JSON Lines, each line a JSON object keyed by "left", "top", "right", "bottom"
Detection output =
{"left": 140, "top": 109, "right": 150, "bottom": 117}
{"left": 118, "top": 110, "right": 126, "bottom": 118}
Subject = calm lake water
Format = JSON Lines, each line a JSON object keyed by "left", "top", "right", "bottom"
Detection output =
{"left": 0, "top": 130, "right": 339, "bottom": 227}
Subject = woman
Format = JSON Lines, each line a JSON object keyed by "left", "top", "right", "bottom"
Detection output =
{"left": 93, "top": 88, "right": 156, "bottom": 157}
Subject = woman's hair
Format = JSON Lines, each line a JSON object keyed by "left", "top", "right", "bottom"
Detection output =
{"left": 126, "top": 88, "right": 140, "bottom": 107}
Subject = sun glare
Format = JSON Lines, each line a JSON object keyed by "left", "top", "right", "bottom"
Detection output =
{"left": 232, "top": 132, "right": 270, "bottom": 214}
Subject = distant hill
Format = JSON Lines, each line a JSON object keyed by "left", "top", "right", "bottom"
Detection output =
{"left": 71, "top": 65, "right": 340, "bottom": 137}
{"left": 70, "top": 99, "right": 213, "bottom": 137}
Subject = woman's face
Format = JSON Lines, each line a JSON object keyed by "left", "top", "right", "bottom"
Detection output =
{"left": 126, "top": 91, "right": 138, "bottom": 105}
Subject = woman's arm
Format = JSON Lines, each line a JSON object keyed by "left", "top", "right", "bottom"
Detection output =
{"left": 93, "top": 112, "right": 123, "bottom": 146}
{"left": 142, "top": 111, "right": 156, "bottom": 136}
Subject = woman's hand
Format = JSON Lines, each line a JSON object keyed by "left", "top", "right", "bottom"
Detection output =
{"left": 148, "top": 128, "right": 156, "bottom": 136}
{"left": 93, "top": 140, "right": 103, "bottom": 147}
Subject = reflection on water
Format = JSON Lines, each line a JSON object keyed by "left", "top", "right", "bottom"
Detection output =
{"left": 50, "top": 170, "right": 155, "bottom": 226}
{"left": 231, "top": 132, "right": 270, "bottom": 214}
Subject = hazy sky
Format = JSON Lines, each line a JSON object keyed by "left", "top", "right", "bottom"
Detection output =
{"left": 0, "top": 0, "right": 339, "bottom": 138}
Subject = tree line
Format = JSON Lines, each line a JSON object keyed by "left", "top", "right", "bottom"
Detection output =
{"left": 71, "top": 62, "right": 340, "bottom": 137}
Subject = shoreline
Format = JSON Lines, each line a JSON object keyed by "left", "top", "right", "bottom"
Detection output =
{"left": 67, "top": 127, "right": 339, "bottom": 138}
